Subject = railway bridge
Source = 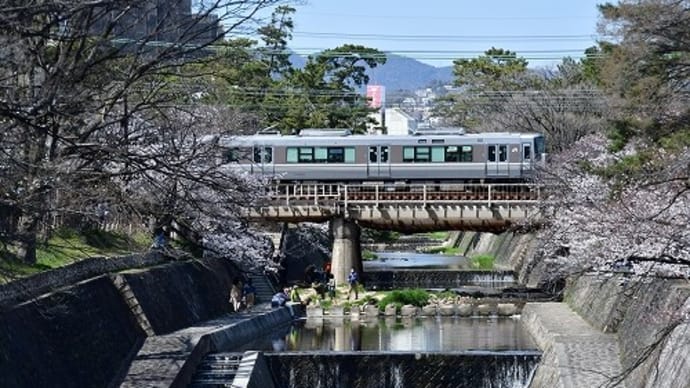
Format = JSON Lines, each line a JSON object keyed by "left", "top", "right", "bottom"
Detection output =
{"left": 247, "top": 183, "right": 544, "bottom": 284}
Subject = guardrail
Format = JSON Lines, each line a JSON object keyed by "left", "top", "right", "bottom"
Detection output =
{"left": 262, "top": 183, "right": 543, "bottom": 208}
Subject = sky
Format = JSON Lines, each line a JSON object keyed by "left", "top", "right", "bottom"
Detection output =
{"left": 282, "top": 0, "right": 604, "bottom": 68}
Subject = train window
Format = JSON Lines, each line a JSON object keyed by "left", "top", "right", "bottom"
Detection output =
{"left": 431, "top": 146, "right": 445, "bottom": 162}
{"left": 416, "top": 147, "right": 430, "bottom": 162}
{"left": 226, "top": 148, "right": 241, "bottom": 163}
{"left": 253, "top": 148, "right": 261, "bottom": 163}
{"left": 488, "top": 146, "right": 496, "bottom": 162}
{"left": 403, "top": 147, "right": 414, "bottom": 162}
{"left": 298, "top": 147, "right": 313, "bottom": 163}
{"left": 344, "top": 147, "right": 356, "bottom": 163}
{"left": 499, "top": 145, "right": 507, "bottom": 162}
{"left": 534, "top": 136, "right": 545, "bottom": 160}
{"left": 286, "top": 147, "right": 298, "bottom": 163}
{"left": 380, "top": 146, "right": 389, "bottom": 162}
{"left": 315, "top": 147, "right": 328, "bottom": 163}
{"left": 264, "top": 147, "right": 273, "bottom": 163}
{"left": 328, "top": 147, "right": 345, "bottom": 163}
{"left": 523, "top": 144, "right": 531, "bottom": 160}
{"left": 461, "top": 146, "right": 473, "bottom": 162}
{"left": 445, "top": 146, "right": 458, "bottom": 162}
{"left": 369, "top": 146, "right": 378, "bottom": 163}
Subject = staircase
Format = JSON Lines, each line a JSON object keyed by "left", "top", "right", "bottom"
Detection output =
{"left": 189, "top": 352, "right": 244, "bottom": 388}
{"left": 248, "top": 273, "right": 276, "bottom": 304}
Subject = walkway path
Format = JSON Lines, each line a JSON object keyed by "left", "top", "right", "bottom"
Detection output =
{"left": 522, "top": 302, "right": 625, "bottom": 388}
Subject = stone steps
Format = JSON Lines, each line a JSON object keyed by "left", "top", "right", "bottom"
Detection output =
{"left": 249, "top": 274, "right": 275, "bottom": 304}
{"left": 188, "top": 352, "right": 243, "bottom": 387}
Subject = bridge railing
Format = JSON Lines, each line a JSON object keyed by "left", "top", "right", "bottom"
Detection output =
{"left": 260, "top": 183, "right": 543, "bottom": 208}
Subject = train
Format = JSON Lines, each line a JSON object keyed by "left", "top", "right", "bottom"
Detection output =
{"left": 219, "top": 128, "right": 545, "bottom": 184}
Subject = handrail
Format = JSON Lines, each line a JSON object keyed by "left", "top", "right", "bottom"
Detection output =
{"left": 261, "top": 183, "right": 544, "bottom": 208}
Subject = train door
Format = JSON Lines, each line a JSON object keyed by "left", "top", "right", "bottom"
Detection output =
{"left": 254, "top": 146, "right": 274, "bottom": 176}
{"left": 486, "top": 144, "right": 509, "bottom": 177}
{"left": 521, "top": 142, "right": 533, "bottom": 173}
{"left": 367, "top": 146, "right": 390, "bottom": 179}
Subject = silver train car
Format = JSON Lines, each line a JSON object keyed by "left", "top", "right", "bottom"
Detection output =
{"left": 221, "top": 129, "right": 545, "bottom": 183}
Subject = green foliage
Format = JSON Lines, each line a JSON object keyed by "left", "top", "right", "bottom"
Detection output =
{"left": 319, "top": 299, "right": 333, "bottom": 309}
{"left": 606, "top": 120, "right": 638, "bottom": 152}
{"left": 377, "top": 289, "right": 430, "bottom": 311}
{"left": 469, "top": 254, "right": 495, "bottom": 270}
{"left": 362, "top": 250, "right": 378, "bottom": 260}
{"left": 452, "top": 47, "right": 528, "bottom": 90}
{"left": 426, "top": 231, "right": 449, "bottom": 241}
{"left": 426, "top": 246, "right": 461, "bottom": 255}
{"left": 1, "top": 228, "right": 148, "bottom": 282}
{"left": 362, "top": 229, "right": 400, "bottom": 242}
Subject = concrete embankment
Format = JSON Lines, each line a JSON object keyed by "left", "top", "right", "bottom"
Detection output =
{"left": 0, "top": 254, "right": 291, "bottom": 388}
{"left": 522, "top": 274, "right": 690, "bottom": 388}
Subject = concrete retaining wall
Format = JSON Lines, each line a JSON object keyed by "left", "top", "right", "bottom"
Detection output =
{"left": 0, "top": 275, "right": 146, "bottom": 388}
{"left": 0, "top": 251, "right": 169, "bottom": 311}
{"left": 566, "top": 274, "right": 690, "bottom": 388}
{"left": 0, "top": 255, "right": 246, "bottom": 387}
{"left": 122, "top": 259, "right": 238, "bottom": 335}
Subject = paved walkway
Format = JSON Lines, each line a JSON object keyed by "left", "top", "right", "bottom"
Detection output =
{"left": 522, "top": 302, "right": 625, "bottom": 388}
{"left": 120, "top": 303, "right": 294, "bottom": 388}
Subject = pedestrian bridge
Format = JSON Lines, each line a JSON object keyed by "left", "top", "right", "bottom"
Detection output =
{"left": 247, "top": 183, "right": 543, "bottom": 233}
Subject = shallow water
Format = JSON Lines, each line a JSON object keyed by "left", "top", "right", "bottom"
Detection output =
{"left": 236, "top": 316, "right": 538, "bottom": 353}
{"left": 364, "top": 251, "right": 469, "bottom": 270}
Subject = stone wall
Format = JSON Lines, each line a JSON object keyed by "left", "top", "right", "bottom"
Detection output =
{"left": 0, "top": 256, "right": 244, "bottom": 387}
{"left": 0, "top": 275, "right": 146, "bottom": 388}
{"left": 122, "top": 258, "right": 239, "bottom": 335}
{"left": 565, "top": 274, "right": 690, "bottom": 388}
{"left": 0, "top": 251, "right": 169, "bottom": 310}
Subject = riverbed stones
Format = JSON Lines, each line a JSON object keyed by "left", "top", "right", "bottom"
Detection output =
{"left": 384, "top": 304, "right": 397, "bottom": 316}
{"left": 421, "top": 305, "right": 437, "bottom": 316}
{"left": 363, "top": 304, "right": 379, "bottom": 316}
{"left": 439, "top": 304, "right": 455, "bottom": 316}
{"left": 306, "top": 305, "right": 323, "bottom": 317}
{"left": 476, "top": 304, "right": 493, "bottom": 316}
{"left": 328, "top": 305, "right": 345, "bottom": 316}
{"left": 497, "top": 303, "right": 517, "bottom": 316}
{"left": 400, "top": 304, "right": 418, "bottom": 317}
{"left": 456, "top": 303, "right": 473, "bottom": 317}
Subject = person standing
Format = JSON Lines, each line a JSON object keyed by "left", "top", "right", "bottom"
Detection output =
{"left": 243, "top": 279, "right": 256, "bottom": 310}
{"left": 347, "top": 268, "right": 359, "bottom": 300}
{"left": 230, "top": 279, "right": 243, "bottom": 312}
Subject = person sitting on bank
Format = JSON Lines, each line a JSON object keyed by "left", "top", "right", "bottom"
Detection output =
{"left": 271, "top": 288, "right": 289, "bottom": 308}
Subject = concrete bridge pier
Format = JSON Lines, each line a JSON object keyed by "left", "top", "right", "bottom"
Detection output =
{"left": 330, "top": 218, "right": 363, "bottom": 286}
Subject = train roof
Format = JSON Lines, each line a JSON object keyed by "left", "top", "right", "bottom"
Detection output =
{"left": 218, "top": 131, "right": 543, "bottom": 147}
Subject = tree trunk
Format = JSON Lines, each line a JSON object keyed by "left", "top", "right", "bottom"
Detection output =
{"left": 16, "top": 216, "right": 39, "bottom": 265}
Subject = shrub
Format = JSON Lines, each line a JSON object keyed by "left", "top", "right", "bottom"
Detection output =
{"left": 377, "top": 289, "right": 430, "bottom": 311}
{"left": 470, "top": 254, "right": 495, "bottom": 269}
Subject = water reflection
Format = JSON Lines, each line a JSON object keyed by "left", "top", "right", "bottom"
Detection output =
{"left": 237, "top": 317, "right": 538, "bottom": 353}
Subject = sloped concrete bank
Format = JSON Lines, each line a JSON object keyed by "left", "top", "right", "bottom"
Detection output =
{"left": 0, "top": 256, "right": 252, "bottom": 387}
{"left": 564, "top": 274, "right": 690, "bottom": 388}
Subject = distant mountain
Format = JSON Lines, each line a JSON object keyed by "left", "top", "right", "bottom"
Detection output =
{"left": 366, "top": 54, "right": 453, "bottom": 91}
{"left": 289, "top": 52, "right": 453, "bottom": 91}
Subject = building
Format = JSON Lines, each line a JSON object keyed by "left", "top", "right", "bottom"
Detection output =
{"left": 385, "top": 108, "right": 418, "bottom": 135}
